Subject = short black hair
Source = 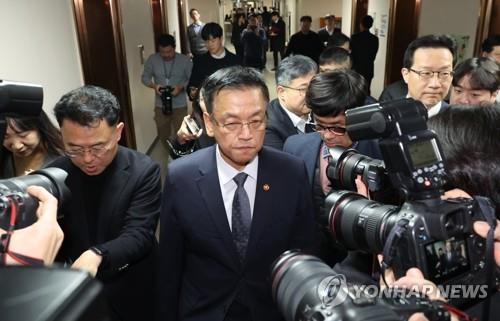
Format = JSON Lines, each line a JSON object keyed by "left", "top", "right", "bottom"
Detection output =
{"left": 202, "top": 66, "right": 269, "bottom": 114}
{"left": 403, "top": 34, "right": 457, "bottom": 68}
{"left": 452, "top": 57, "right": 500, "bottom": 93}
{"left": 271, "top": 11, "right": 279, "bottom": 17}
{"left": 54, "top": 85, "right": 121, "bottom": 127}
{"left": 361, "top": 15, "right": 374, "bottom": 29}
{"left": 158, "top": 34, "right": 176, "bottom": 48}
{"left": 427, "top": 104, "right": 500, "bottom": 213}
{"left": 300, "top": 16, "right": 312, "bottom": 23}
{"left": 306, "top": 69, "right": 367, "bottom": 117}
{"left": 189, "top": 8, "right": 198, "bottom": 16}
{"left": 481, "top": 34, "right": 500, "bottom": 53}
{"left": 201, "top": 22, "right": 223, "bottom": 40}
{"left": 327, "top": 33, "right": 350, "bottom": 48}
{"left": 319, "top": 46, "right": 351, "bottom": 69}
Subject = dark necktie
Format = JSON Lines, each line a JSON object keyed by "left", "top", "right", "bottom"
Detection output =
{"left": 232, "top": 173, "right": 252, "bottom": 262}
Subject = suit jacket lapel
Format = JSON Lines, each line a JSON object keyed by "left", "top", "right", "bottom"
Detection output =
{"left": 246, "top": 148, "right": 275, "bottom": 258}
{"left": 197, "top": 147, "right": 241, "bottom": 268}
{"left": 304, "top": 133, "right": 322, "bottom": 185}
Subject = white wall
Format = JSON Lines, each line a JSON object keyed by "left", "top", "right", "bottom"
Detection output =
{"left": 0, "top": 0, "right": 83, "bottom": 120}
{"left": 296, "top": 0, "right": 342, "bottom": 32}
{"left": 167, "top": 0, "right": 181, "bottom": 49}
{"left": 368, "top": 0, "right": 391, "bottom": 98}
{"left": 120, "top": 0, "right": 157, "bottom": 153}
{"left": 341, "top": 0, "right": 352, "bottom": 35}
{"left": 419, "top": 0, "right": 480, "bottom": 61}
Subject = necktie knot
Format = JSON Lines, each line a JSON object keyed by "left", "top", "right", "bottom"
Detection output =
{"left": 233, "top": 172, "right": 248, "bottom": 187}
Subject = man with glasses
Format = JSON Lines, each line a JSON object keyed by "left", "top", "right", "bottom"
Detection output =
{"left": 50, "top": 86, "right": 161, "bottom": 321}
{"left": 264, "top": 55, "right": 317, "bottom": 150}
{"left": 401, "top": 34, "right": 457, "bottom": 117}
{"left": 283, "top": 69, "right": 381, "bottom": 267}
{"left": 158, "top": 66, "right": 316, "bottom": 321}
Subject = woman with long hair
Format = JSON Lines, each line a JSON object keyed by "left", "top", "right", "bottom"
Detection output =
{"left": 1, "top": 110, "right": 63, "bottom": 178}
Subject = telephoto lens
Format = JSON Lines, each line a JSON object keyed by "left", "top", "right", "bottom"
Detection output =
{"left": 270, "top": 250, "right": 449, "bottom": 321}
{"left": 326, "top": 190, "right": 399, "bottom": 253}
{"left": 0, "top": 167, "right": 69, "bottom": 230}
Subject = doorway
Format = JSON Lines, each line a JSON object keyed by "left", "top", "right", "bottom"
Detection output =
{"left": 72, "top": 0, "right": 136, "bottom": 148}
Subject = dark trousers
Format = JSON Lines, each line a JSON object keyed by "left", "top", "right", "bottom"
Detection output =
{"left": 272, "top": 47, "right": 285, "bottom": 68}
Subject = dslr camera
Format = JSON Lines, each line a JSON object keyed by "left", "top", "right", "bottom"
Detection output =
{"left": 0, "top": 168, "right": 70, "bottom": 230}
{"left": 159, "top": 86, "right": 173, "bottom": 115}
{"left": 324, "top": 98, "right": 498, "bottom": 306}
{"left": 271, "top": 250, "right": 451, "bottom": 321}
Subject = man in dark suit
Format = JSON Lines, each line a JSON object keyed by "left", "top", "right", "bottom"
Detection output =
{"left": 158, "top": 66, "right": 316, "bottom": 321}
{"left": 400, "top": 34, "right": 457, "bottom": 117}
{"left": 350, "top": 15, "right": 379, "bottom": 92}
{"left": 285, "top": 16, "right": 324, "bottom": 63}
{"left": 318, "top": 14, "right": 340, "bottom": 46}
{"left": 283, "top": 69, "right": 381, "bottom": 268}
{"left": 51, "top": 86, "right": 161, "bottom": 321}
{"left": 269, "top": 11, "right": 286, "bottom": 70}
{"left": 264, "top": 55, "right": 317, "bottom": 150}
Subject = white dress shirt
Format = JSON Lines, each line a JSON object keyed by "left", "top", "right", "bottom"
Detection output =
{"left": 216, "top": 145, "right": 258, "bottom": 230}
{"left": 282, "top": 106, "right": 307, "bottom": 133}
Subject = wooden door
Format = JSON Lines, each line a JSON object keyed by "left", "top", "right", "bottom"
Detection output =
{"left": 72, "top": 0, "right": 136, "bottom": 148}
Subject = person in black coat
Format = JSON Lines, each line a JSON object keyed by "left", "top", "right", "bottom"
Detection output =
{"left": 268, "top": 11, "right": 286, "bottom": 70}
{"left": 285, "top": 15, "right": 324, "bottom": 63}
{"left": 51, "top": 86, "right": 161, "bottom": 321}
{"left": 350, "top": 15, "right": 379, "bottom": 91}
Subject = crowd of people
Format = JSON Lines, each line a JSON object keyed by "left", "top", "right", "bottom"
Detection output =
{"left": 1, "top": 6, "right": 500, "bottom": 321}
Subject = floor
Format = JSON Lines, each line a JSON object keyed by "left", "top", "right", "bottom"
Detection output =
{"left": 148, "top": 41, "right": 278, "bottom": 181}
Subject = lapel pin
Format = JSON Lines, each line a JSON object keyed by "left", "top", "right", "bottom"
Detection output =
{"left": 263, "top": 184, "right": 270, "bottom": 191}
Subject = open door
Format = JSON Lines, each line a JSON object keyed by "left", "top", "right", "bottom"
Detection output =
{"left": 72, "top": 0, "right": 136, "bottom": 148}
{"left": 384, "top": 0, "right": 421, "bottom": 86}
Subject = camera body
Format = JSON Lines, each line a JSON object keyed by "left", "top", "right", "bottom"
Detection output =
{"left": 0, "top": 168, "right": 70, "bottom": 230}
{"left": 159, "top": 86, "right": 173, "bottom": 115}
{"left": 324, "top": 99, "right": 497, "bottom": 305}
{"left": 271, "top": 251, "right": 450, "bottom": 321}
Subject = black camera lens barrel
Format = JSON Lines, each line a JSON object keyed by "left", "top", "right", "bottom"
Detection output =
{"left": 271, "top": 251, "right": 344, "bottom": 321}
{"left": 0, "top": 167, "right": 69, "bottom": 230}
{"left": 326, "top": 190, "right": 399, "bottom": 253}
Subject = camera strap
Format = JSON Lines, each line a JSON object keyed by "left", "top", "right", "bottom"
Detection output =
{"left": 163, "top": 55, "right": 176, "bottom": 86}
{"left": 0, "top": 197, "right": 43, "bottom": 266}
{"left": 380, "top": 218, "right": 410, "bottom": 287}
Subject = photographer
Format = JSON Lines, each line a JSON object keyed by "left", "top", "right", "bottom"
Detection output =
{"left": 283, "top": 69, "right": 381, "bottom": 267}
{"left": 1, "top": 185, "right": 63, "bottom": 266}
{"left": 141, "top": 33, "right": 192, "bottom": 153}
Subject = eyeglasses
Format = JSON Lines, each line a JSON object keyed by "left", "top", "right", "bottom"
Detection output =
{"left": 281, "top": 85, "right": 308, "bottom": 96}
{"left": 64, "top": 138, "right": 115, "bottom": 159}
{"left": 306, "top": 122, "right": 347, "bottom": 135}
{"left": 210, "top": 115, "right": 266, "bottom": 132}
{"left": 409, "top": 68, "right": 454, "bottom": 81}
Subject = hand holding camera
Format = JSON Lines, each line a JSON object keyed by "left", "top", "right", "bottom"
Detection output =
{"left": 1, "top": 185, "right": 63, "bottom": 266}
{"left": 176, "top": 115, "right": 203, "bottom": 145}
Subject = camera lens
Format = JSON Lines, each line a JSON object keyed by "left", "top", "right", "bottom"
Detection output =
{"left": 326, "top": 147, "right": 385, "bottom": 192}
{"left": 271, "top": 251, "right": 348, "bottom": 321}
{"left": 326, "top": 190, "right": 399, "bottom": 253}
{"left": 0, "top": 167, "right": 69, "bottom": 230}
